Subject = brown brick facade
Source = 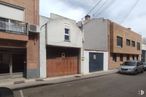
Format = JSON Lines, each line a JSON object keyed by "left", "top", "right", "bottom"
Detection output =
{"left": 0, "top": 0, "right": 40, "bottom": 78}
{"left": 0, "top": 32, "right": 28, "bottom": 41}
{"left": 109, "top": 21, "right": 142, "bottom": 69}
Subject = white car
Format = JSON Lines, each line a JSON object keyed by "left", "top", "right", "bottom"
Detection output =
{"left": 119, "top": 61, "right": 144, "bottom": 74}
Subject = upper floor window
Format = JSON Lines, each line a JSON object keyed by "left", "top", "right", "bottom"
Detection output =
{"left": 0, "top": 4, "right": 24, "bottom": 21}
{"left": 117, "top": 36, "right": 123, "bottom": 48}
{"left": 137, "top": 42, "right": 140, "bottom": 50}
{"left": 126, "top": 39, "right": 130, "bottom": 46}
{"left": 132, "top": 41, "right": 135, "bottom": 47}
{"left": 64, "top": 28, "right": 70, "bottom": 42}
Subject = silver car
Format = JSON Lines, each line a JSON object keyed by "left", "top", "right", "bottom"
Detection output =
{"left": 119, "top": 61, "right": 144, "bottom": 74}
{"left": 142, "top": 62, "right": 146, "bottom": 70}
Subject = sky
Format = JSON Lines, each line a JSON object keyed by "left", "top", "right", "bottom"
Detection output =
{"left": 40, "top": 0, "right": 146, "bottom": 37}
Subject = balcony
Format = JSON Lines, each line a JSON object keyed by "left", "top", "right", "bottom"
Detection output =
{"left": 0, "top": 18, "right": 27, "bottom": 34}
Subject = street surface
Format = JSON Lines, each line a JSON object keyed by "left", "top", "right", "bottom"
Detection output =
{"left": 14, "top": 72, "right": 146, "bottom": 97}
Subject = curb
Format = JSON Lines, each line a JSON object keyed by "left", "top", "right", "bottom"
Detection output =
{"left": 1, "top": 70, "right": 118, "bottom": 90}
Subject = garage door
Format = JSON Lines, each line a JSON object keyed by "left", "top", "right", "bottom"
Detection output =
{"left": 46, "top": 46, "right": 79, "bottom": 77}
{"left": 47, "top": 57, "right": 78, "bottom": 77}
{"left": 89, "top": 52, "right": 103, "bottom": 72}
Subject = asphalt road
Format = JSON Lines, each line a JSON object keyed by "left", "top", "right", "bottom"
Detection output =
{"left": 14, "top": 72, "right": 146, "bottom": 97}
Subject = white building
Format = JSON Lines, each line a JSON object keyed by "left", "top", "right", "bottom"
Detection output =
{"left": 40, "top": 13, "right": 83, "bottom": 78}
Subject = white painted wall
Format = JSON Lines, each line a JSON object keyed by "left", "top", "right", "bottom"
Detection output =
{"left": 39, "top": 16, "right": 48, "bottom": 78}
{"left": 0, "top": 4, "right": 24, "bottom": 21}
{"left": 39, "top": 14, "right": 83, "bottom": 78}
{"left": 82, "top": 50, "right": 108, "bottom": 74}
{"left": 42, "top": 14, "right": 83, "bottom": 48}
{"left": 142, "top": 44, "right": 146, "bottom": 50}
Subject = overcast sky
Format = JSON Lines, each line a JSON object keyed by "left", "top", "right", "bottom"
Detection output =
{"left": 40, "top": 0, "right": 146, "bottom": 37}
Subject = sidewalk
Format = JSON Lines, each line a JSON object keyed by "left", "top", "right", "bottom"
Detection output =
{"left": 0, "top": 69, "right": 118, "bottom": 90}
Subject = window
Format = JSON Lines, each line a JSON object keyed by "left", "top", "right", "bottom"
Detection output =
{"left": 127, "top": 55, "right": 130, "bottom": 60}
{"left": 126, "top": 39, "right": 130, "bottom": 46}
{"left": 64, "top": 28, "right": 70, "bottom": 41}
{"left": 117, "top": 36, "right": 123, "bottom": 48}
{"left": 132, "top": 41, "right": 135, "bottom": 47}
{"left": 120, "top": 54, "right": 123, "bottom": 61}
{"left": 137, "top": 42, "right": 140, "bottom": 50}
{"left": 112, "top": 54, "right": 117, "bottom": 62}
{"left": 132, "top": 55, "right": 135, "bottom": 60}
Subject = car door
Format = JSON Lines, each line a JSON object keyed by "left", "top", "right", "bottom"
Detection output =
{"left": 137, "top": 62, "right": 141, "bottom": 72}
{"left": 137, "top": 62, "right": 143, "bottom": 72}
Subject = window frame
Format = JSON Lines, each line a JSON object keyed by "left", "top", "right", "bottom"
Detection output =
{"left": 131, "top": 41, "right": 135, "bottom": 47}
{"left": 126, "top": 39, "right": 130, "bottom": 46}
{"left": 137, "top": 42, "right": 140, "bottom": 50}
{"left": 117, "top": 36, "right": 123, "bottom": 48}
{"left": 64, "top": 28, "right": 70, "bottom": 42}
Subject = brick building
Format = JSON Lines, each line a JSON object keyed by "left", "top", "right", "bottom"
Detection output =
{"left": 0, "top": 0, "right": 39, "bottom": 78}
{"left": 80, "top": 16, "right": 141, "bottom": 74}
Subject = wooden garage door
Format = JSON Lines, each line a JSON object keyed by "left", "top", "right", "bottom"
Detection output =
{"left": 47, "top": 57, "right": 78, "bottom": 77}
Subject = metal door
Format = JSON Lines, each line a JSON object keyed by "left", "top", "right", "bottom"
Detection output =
{"left": 89, "top": 52, "right": 103, "bottom": 72}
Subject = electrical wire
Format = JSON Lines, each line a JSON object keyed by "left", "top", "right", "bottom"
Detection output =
{"left": 87, "top": 0, "right": 103, "bottom": 15}
{"left": 92, "top": 0, "right": 109, "bottom": 17}
{"left": 121, "top": 0, "right": 140, "bottom": 23}
{"left": 94, "top": 0, "right": 114, "bottom": 17}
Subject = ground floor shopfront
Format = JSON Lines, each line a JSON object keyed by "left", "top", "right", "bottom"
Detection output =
{"left": 109, "top": 53, "right": 141, "bottom": 69}
{"left": 0, "top": 32, "right": 40, "bottom": 79}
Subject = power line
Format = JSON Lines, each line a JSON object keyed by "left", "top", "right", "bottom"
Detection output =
{"left": 121, "top": 0, "right": 140, "bottom": 23}
{"left": 92, "top": 0, "right": 109, "bottom": 17}
{"left": 87, "top": 0, "right": 103, "bottom": 15}
{"left": 94, "top": 0, "right": 113, "bottom": 17}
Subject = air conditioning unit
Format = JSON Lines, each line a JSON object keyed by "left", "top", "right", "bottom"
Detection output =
{"left": 28, "top": 24, "right": 40, "bottom": 33}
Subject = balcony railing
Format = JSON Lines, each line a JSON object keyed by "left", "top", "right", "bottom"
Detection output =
{"left": 0, "top": 19, "right": 27, "bottom": 34}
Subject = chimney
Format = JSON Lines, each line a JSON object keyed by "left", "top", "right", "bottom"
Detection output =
{"left": 85, "top": 15, "right": 90, "bottom": 20}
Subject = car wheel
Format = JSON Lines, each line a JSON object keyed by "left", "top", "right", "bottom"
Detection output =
{"left": 134, "top": 69, "right": 138, "bottom": 75}
{"left": 141, "top": 69, "right": 144, "bottom": 73}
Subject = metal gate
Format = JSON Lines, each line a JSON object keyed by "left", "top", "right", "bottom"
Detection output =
{"left": 89, "top": 52, "right": 103, "bottom": 72}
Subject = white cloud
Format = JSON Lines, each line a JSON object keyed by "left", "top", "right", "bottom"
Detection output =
{"left": 40, "top": 0, "right": 146, "bottom": 37}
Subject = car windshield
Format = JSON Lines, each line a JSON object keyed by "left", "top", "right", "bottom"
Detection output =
{"left": 122, "top": 62, "right": 136, "bottom": 66}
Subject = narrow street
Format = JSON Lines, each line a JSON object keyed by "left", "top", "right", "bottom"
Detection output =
{"left": 14, "top": 72, "right": 146, "bottom": 97}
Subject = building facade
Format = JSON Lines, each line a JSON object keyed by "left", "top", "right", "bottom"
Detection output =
{"left": 0, "top": 0, "right": 40, "bottom": 78}
{"left": 110, "top": 21, "right": 141, "bottom": 69}
{"left": 40, "top": 14, "right": 83, "bottom": 78}
{"left": 142, "top": 38, "right": 146, "bottom": 62}
{"left": 81, "top": 16, "right": 141, "bottom": 73}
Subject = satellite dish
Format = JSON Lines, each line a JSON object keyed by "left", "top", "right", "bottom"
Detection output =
{"left": 0, "top": 87, "right": 14, "bottom": 97}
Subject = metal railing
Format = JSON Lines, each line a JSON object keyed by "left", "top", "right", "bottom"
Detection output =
{"left": 0, "top": 19, "right": 27, "bottom": 34}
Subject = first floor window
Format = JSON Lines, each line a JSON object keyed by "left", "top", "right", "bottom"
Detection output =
{"left": 64, "top": 28, "right": 70, "bottom": 41}
{"left": 117, "top": 36, "right": 123, "bottom": 48}
{"left": 137, "top": 42, "right": 140, "bottom": 50}
{"left": 132, "top": 41, "right": 135, "bottom": 47}
{"left": 126, "top": 39, "right": 130, "bottom": 46}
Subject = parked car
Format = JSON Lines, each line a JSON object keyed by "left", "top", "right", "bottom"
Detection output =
{"left": 142, "top": 62, "right": 146, "bottom": 70}
{"left": 118, "top": 60, "right": 144, "bottom": 74}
